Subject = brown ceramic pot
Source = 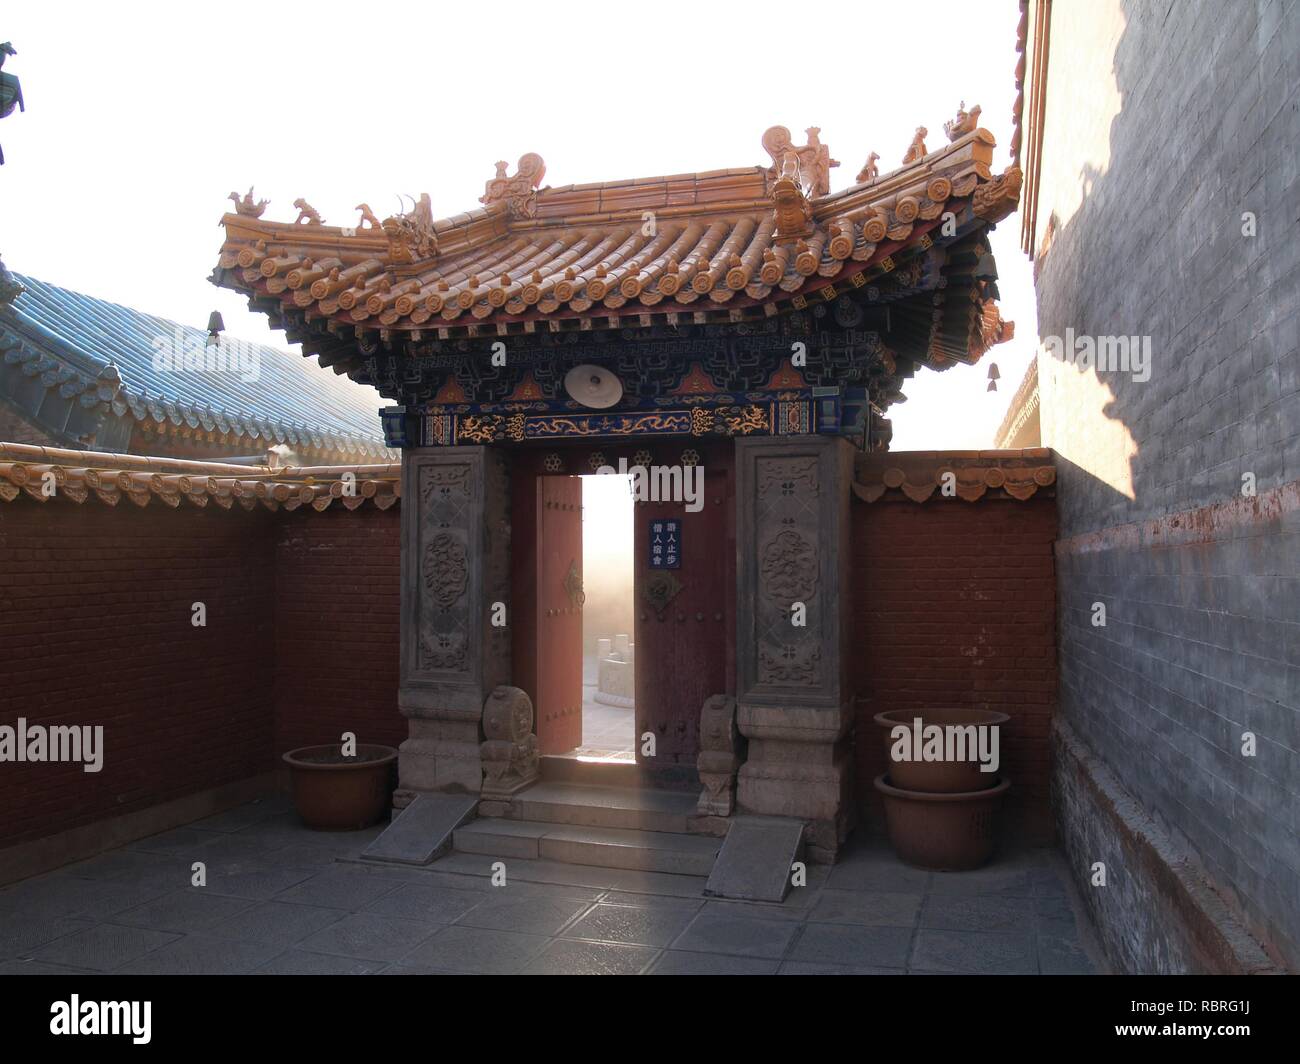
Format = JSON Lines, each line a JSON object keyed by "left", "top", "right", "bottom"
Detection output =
{"left": 282, "top": 744, "right": 398, "bottom": 831}
{"left": 874, "top": 773, "right": 1011, "bottom": 871}
{"left": 873, "top": 707, "right": 1010, "bottom": 793}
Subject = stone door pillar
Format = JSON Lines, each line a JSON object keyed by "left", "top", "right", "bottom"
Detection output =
{"left": 396, "top": 446, "right": 511, "bottom": 805}
{"left": 735, "top": 435, "right": 855, "bottom": 862}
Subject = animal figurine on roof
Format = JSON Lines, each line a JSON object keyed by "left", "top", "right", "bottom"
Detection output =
{"left": 761, "top": 125, "right": 839, "bottom": 197}
{"left": 902, "top": 128, "right": 928, "bottom": 164}
{"left": 480, "top": 155, "right": 546, "bottom": 219}
{"left": 0, "top": 254, "right": 25, "bottom": 306}
{"left": 856, "top": 151, "right": 880, "bottom": 183}
{"left": 355, "top": 203, "right": 383, "bottom": 230}
{"left": 228, "top": 187, "right": 269, "bottom": 218}
{"left": 293, "top": 198, "right": 324, "bottom": 225}
{"left": 944, "top": 101, "right": 982, "bottom": 141}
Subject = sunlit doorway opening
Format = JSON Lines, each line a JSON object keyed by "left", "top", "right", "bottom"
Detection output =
{"left": 578, "top": 472, "right": 636, "bottom": 761}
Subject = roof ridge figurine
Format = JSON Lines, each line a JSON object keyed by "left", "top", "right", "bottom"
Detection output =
{"left": 293, "top": 198, "right": 324, "bottom": 225}
{"left": 762, "top": 125, "right": 839, "bottom": 197}
{"left": 856, "top": 151, "right": 880, "bottom": 184}
{"left": 902, "top": 127, "right": 928, "bottom": 164}
{"left": 944, "top": 101, "right": 982, "bottom": 142}
{"left": 354, "top": 203, "right": 383, "bottom": 230}
{"left": 480, "top": 154, "right": 546, "bottom": 219}
{"left": 382, "top": 193, "right": 438, "bottom": 262}
{"left": 0, "top": 42, "right": 23, "bottom": 165}
{"left": 229, "top": 186, "right": 269, "bottom": 218}
{"left": 0, "top": 254, "right": 24, "bottom": 306}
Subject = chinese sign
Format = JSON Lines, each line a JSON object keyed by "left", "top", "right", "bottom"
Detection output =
{"left": 648, "top": 519, "right": 681, "bottom": 569}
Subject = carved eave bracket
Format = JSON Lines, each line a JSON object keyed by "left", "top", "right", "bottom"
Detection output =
{"left": 973, "top": 166, "right": 1023, "bottom": 224}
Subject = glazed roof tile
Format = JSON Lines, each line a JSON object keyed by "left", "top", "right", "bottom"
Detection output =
{"left": 1, "top": 274, "right": 393, "bottom": 460}
{"left": 213, "top": 129, "right": 1021, "bottom": 369}
{"left": 853, "top": 448, "right": 1055, "bottom": 503}
{"left": 0, "top": 442, "right": 399, "bottom": 511}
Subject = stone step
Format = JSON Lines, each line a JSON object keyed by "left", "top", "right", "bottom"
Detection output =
{"left": 454, "top": 817, "right": 721, "bottom": 876}
{"left": 538, "top": 756, "right": 642, "bottom": 788}
{"left": 538, "top": 755, "right": 699, "bottom": 791}
{"left": 503, "top": 781, "right": 699, "bottom": 834}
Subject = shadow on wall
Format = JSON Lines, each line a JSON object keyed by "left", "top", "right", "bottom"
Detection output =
{"left": 1031, "top": 0, "right": 1298, "bottom": 970}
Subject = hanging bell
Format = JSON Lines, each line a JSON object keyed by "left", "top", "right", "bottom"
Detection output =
{"left": 987, "top": 363, "right": 1000, "bottom": 392}
{"left": 206, "top": 310, "right": 225, "bottom": 348}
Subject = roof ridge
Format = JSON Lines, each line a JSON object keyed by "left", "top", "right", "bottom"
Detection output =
{"left": 6, "top": 272, "right": 391, "bottom": 452}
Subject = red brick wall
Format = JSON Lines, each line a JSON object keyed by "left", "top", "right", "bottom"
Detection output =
{"left": 0, "top": 400, "right": 58, "bottom": 447}
{"left": 851, "top": 495, "right": 1058, "bottom": 838}
{"left": 273, "top": 506, "right": 404, "bottom": 754}
{"left": 2, "top": 482, "right": 1057, "bottom": 849}
{"left": 0, "top": 497, "right": 404, "bottom": 851}
{"left": 0, "top": 500, "right": 278, "bottom": 848}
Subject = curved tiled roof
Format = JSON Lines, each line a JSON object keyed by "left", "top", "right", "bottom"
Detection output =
{"left": 0, "top": 275, "right": 393, "bottom": 460}
{"left": 213, "top": 129, "right": 1020, "bottom": 381}
{"left": 0, "top": 442, "right": 399, "bottom": 511}
{"left": 852, "top": 448, "right": 1055, "bottom": 503}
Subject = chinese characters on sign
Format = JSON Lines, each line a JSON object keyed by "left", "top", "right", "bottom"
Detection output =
{"left": 648, "top": 518, "right": 681, "bottom": 569}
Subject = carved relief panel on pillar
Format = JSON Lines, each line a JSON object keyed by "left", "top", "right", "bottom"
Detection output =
{"left": 755, "top": 457, "right": 823, "bottom": 688}
{"left": 736, "top": 436, "right": 852, "bottom": 709}
{"left": 397, "top": 446, "right": 513, "bottom": 799}
{"left": 400, "top": 446, "right": 511, "bottom": 716}
{"left": 415, "top": 460, "right": 474, "bottom": 676}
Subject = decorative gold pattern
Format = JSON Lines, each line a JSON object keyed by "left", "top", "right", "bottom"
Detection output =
{"left": 564, "top": 558, "right": 586, "bottom": 609}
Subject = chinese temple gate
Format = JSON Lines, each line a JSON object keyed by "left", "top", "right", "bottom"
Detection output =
{"left": 212, "top": 119, "right": 1019, "bottom": 861}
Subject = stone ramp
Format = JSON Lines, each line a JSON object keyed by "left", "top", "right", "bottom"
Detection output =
{"left": 704, "top": 816, "right": 806, "bottom": 903}
{"left": 362, "top": 793, "right": 478, "bottom": 866}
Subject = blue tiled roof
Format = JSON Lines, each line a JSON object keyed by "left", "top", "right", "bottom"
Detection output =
{"left": 0, "top": 273, "right": 392, "bottom": 459}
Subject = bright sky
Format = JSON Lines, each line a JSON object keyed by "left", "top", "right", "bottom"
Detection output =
{"left": 0, "top": 0, "right": 1037, "bottom": 450}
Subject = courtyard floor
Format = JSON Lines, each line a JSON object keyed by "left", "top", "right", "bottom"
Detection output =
{"left": 0, "top": 796, "right": 1104, "bottom": 975}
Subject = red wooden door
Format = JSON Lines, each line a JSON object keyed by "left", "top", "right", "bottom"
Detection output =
{"left": 634, "top": 444, "right": 734, "bottom": 765}
{"left": 535, "top": 475, "right": 584, "bottom": 754}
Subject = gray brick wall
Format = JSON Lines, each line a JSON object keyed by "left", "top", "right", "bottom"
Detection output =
{"left": 1035, "top": 0, "right": 1300, "bottom": 969}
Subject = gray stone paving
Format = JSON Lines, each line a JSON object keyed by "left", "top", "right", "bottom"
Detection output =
{"left": 0, "top": 796, "right": 1105, "bottom": 975}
